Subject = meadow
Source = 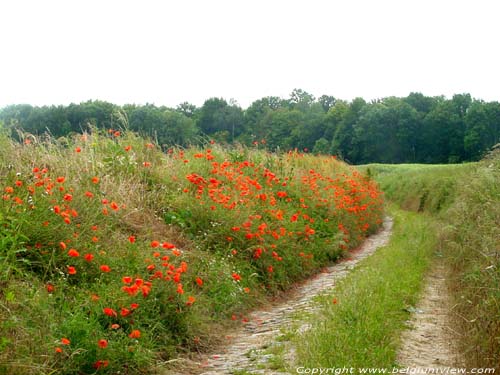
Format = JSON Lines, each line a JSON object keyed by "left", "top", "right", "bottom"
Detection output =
{"left": 0, "top": 130, "right": 383, "bottom": 374}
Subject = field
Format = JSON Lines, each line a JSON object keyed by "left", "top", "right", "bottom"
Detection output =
{"left": 0, "top": 130, "right": 383, "bottom": 374}
{"left": 1, "top": 129, "right": 498, "bottom": 374}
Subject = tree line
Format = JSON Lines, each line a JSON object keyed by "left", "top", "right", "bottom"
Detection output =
{"left": 1, "top": 89, "right": 498, "bottom": 164}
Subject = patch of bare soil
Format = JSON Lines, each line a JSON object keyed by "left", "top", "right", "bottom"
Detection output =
{"left": 397, "top": 261, "right": 463, "bottom": 370}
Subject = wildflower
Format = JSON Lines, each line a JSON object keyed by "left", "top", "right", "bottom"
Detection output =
{"left": 124, "top": 145, "right": 132, "bottom": 152}
{"left": 231, "top": 273, "right": 241, "bottom": 282}
{"left": 332, "top": 298, "right": 338, "bottom": 304}
{"left": 67, "top": 249, "right": 80, "bottom": 257}
{"left": 84, "top": 253, "right": 94, "bottom": 262}
{"left": 110, "top": 201, "right": 119, "bottom": 211}
{"left": 91, "top": 176, "right": 99, "bottom": 184}
{"left": 113, "top": 130, "right": 121, "bottom": 137}
{"left": 85, "top": 191, "right": 94, "bottom": 198}
{"left": 63, "top": 194, "right": 72, "bottom": 202}
{"left": 176, "top": 283, "right": 184, "bottom": 294}
{"left": 75, "top": 147, "right": 81, "bottom": 153}
{"left": 100, "top": 265, "right": 111, "bottom": 273}
{"left": 53, "top": 205, "right": 61, "bottom": 214}
{"left": 61, "top": 338, "right": 70, "bottom": 345}
{"left": 46, "top": 284, "right": 55, "bottom": 293}
{"left": 110, "top": 324, "right": 120, "bottom": 330}
{"left": 59, "top": 242, "right": 67, "bottom": 250}
{"left": 130, "top": 303, "right": 139, "bottom": 309}
{"left": 195, "top": 277, "right": 203, "bottom": 286}
{"left": 128, "top": 329, "right": 141, "bottom": 339}
{"left": 121, "top": 307, "right": 131, "bottom": 317}
{"left": 103, "top": 307, "right": 117, "bottom": 317}
{"left": 122, "top": 276, "right": 132, "bottom": 284}
{"left": 162, "top": 242, "right": 175, "bottom": 249}
{"left": 128, "top": 235, "right": 136, "bottom": 244}
{"left": 98, "top": 339, "right": 108, "bottom": 349}
{"left": 55, "top": 347, "right": 62, "bottom": 353}
{"left": 15, "top": 180, "right": 23, "bottom": 187}
{"left": 150, "top": 240, "right": 160, "bottom": 248}
{"left": 186, "top": 296, "right": 196, "bottom": 306}
{"left": 67, "top": 266, "right": 77, "bottom": 275}
{"left": 56, "top": 177, "right": 65, "bottom": 183}
{"left": 93, "top": 360, "right": 109, "bottom": 369}
{"left": 92, "top": 236, "right": 99, "bottom": 243}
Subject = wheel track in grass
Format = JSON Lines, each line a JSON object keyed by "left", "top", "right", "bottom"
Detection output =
{"left": 397, "top": 261, "right": 463, "bottom": 370}
{"left": 166, "top": 216, "right": 393, "bottom": 375}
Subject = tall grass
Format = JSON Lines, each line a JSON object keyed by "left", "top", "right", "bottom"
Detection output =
{"left": 0, "top": 130, "right": 383, "bottom": 374}
{"left": 364, "top": 155, "right": 500, "bottom": 369}
{"left": 293, "top": 208, "right": 437, "bottom": 369}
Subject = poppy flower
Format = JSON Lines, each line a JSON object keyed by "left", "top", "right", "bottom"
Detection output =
{"left": 84, "top": 253, "right": 94, "bottom": 262}
{"left": 231, "top": 273, "right": 241, "bottom": 282}
{"left": 122, "top": 276, "right": 132, "bottom": 284}
{"left": 150, "top": 240, "right": 160, "bottom": 248}
{"left": 93, "top": 360, "right": 109, "bottom": 369}
{"left": 128, "top": 329, "right": 141, "bottom": 339}
{"left": 195, "top": 277, "right": 203, "bottom": 286}
{"left": 67, "top": 249, "right": 79, "bottom": 257}
{"left": 103, "top": 307, "right": 117, "bottom": 317}
{"left": 67, "top": 266, "right": 77, "bottom": 275}
{"left": 128, "top": 235, "right": 136, "bottom": 244}
{"left": 63, "top": 194, "right": 72, "bottom": 202}
{"left": 120, "top": 308, "right": 131, "bottom": 317}
{"left": 100, "top": 265, "right": 111, "bottom": 273}
{"left": 98, "top": 339, "right": 108, "bottom": 349}
{"left": 75, "top": 147, "right": 81, "bottom": 153}
{"left": 91, "top": 176, "right": 99, "bottom": 184}
{"left": 61, "top": 338, "right": 70, "bottom": 345}
{"left": 186, "top": 296, "right": 196, "bottom": 306}
{"left": 46, "top": 284, "right": 54, "bottom": 293}
{"left": 55, "top": 347, "right": 62, "bottom": 353}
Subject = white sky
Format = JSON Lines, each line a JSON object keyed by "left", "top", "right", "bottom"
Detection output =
{"left": 0, "top": 0, "right": 499, "bottom": 109}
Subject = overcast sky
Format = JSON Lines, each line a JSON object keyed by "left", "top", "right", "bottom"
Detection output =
{"left": 0, "top": 0, "right": 498, "bottom": 109}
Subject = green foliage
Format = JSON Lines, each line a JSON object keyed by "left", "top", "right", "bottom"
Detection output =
{"left": 294, "top": 208, "right": 436, "bottom": 368}
{"left": 0, "top": 131, "right": 383, "bottom": 374}
{"left": 2, "top": 91, "right": 499, "bottom": 165}
{"left": 364, "top": 154, "right": 500, "bottom": 369}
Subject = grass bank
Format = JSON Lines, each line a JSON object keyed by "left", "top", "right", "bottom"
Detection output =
{"left": 292, "top": 207, "right": 437, "bottom": 369}
{"left": 363, "top": 155, "right": 500, "bottom": 369}
{"left": 0, "top": 130, "right": 383, "bottom": 374}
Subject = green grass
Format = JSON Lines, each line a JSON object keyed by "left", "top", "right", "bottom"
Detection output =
{"left": 292, "top": 207, "right": 437, "bottom": 369}
{"left": 0, "top": 130, "right": 383, "bottom": 374}
{"left": 362, "top": 155, "right": 500, "bottom": 369}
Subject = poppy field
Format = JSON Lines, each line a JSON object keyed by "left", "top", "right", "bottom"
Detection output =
{"left": 0, "top": 130, "right": 383, "bottom": 374}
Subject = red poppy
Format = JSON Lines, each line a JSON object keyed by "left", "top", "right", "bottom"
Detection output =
{"left": 128, "top": 235, "right": 136, "bottom": 244}
{"left": 97, "top": 339, "right": 108, "bottom": 349}
{"left": 100, "top": 265, "right": 111, "bottom": 273}
{"left": 195, "top": 277, "right": 203, "bottom": 286}
{"left": 91, "top": 176, "right": 99, "bottom": 184}
{"left": 128, "top": 329, "right": 141, "bottom": 339}
{"left": 61, "top": 338, "right": 70, "bottom": 345}
{"left": 67, "top": 249, "right": 79, "bottom": 257}
{"left": 67, "top": 266, "right": 77, "bottom": 275}
{"left": 103, "top": 307, "right": 117, "bottom": 317}
{"left": 84, "top": 253, "right": 94, "bottom": 262}
{"left": 46, "top": 284, "right": 55, "bottom": 293}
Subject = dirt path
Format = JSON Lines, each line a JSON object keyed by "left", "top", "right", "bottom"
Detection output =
{"left": 166, "top": 217, "right": 393, "bottom": 374}
{"left": 397, "top": 261, "right": 463, "bottom": 370}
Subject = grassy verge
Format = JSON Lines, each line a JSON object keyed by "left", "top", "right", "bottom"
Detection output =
{"left": 363, "top": 155, "right": 500, "bottom": 369}
{"left": 291, "top": 207, "right": 437, "bottom": 369}
{"left": 0, "top": 131, "right": 383, "bottom": 374}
